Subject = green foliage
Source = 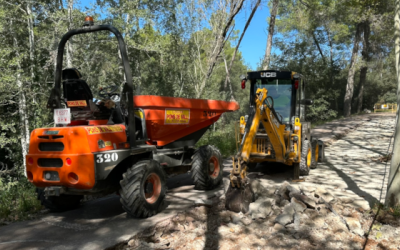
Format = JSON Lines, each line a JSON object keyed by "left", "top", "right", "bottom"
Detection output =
{"left": 196, "top": 123, "right": 237, "bottom": 157}
{"left": 0, "top": 177, "right": 42, "bottom": 222}
{"left": 307, "top": 94, "right": 338, "bottom": 122}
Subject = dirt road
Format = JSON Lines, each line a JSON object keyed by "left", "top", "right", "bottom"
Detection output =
{"left": 250, "top": 113, "right": 395, "bottom": 210}
{"left": 0, "top": 113, "right": 395, "bottom": 250}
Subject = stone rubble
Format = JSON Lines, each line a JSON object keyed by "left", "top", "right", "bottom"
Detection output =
{"left": 114, "top": 180, "right": 400, "bottom": 250}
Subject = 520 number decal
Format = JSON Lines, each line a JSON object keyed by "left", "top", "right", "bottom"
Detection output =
{"left": 96, "top": 153, "right": 118, "bottom": 163}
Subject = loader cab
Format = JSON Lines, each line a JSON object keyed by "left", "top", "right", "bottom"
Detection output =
{"left": 246, "top": 70, "right": 308, "bottom": 124}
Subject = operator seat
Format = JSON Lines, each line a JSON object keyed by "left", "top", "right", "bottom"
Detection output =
{"left": 62, "top": 68, "right": 93, "bottom": 102}
{"left": 62, "top": 68, "right": 95, "bottom": 120}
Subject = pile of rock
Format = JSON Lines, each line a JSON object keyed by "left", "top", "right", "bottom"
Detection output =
{"left": 113, "top": 181, "right": 400, "bottom": 250}
{"left": 248, "top": 180, "right": 365, "bottom": 237}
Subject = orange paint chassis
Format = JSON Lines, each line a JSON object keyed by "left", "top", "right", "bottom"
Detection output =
{"left": 26, "top": 96, "right": 238, "bottom": 191}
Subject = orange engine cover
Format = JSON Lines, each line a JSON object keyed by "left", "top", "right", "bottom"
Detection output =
{"left": 26, "top": 124, "right": 127, "bottom": 189}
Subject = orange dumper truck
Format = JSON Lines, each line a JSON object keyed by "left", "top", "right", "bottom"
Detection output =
{"left": 25, "top": 17, "right": 238, "bottom": 218}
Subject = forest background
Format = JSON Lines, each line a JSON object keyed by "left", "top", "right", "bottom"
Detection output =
{"left": 0, "top": 0, "right": 396, "bottom": 220}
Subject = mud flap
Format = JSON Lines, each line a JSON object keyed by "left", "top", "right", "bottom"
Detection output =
{"left": 225, "top": 179, "right": 255, "bottom": 213}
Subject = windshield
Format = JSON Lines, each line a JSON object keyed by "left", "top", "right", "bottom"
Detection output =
{"left": 253, "top": 79, "right": 292, "bottom": 123}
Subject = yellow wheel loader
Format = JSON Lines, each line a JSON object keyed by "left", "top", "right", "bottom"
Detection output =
{"left": 226, "top": 70, "right": 324, "bottom": 212}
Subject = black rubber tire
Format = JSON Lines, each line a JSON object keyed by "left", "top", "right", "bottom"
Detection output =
{"left": 191, "top": 145, "right": 223, "bottom": 190}
{"left": 310, "top": 139, "right": 318, "bottom": 169}
{"left": 119, "top": 160, "right": 167, "bottom": 218}
{"left": 300, "top": 140, "right": 312, "bottom": 176}
{"left": 318, "top": 140, "right": 325, "bottom": 162}
{"left": 36, "top": 188, "right": 82, "bottom": 212}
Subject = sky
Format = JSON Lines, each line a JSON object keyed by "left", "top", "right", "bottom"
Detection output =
{"left": 77, "top": 0, "right": 271, "bottom": 70}
{"left": 234, "top": 3, "right": 270, "bottom": 70}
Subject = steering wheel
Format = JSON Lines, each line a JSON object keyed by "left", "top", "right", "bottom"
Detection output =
{"left": 99, "top": 85, "right": 120, "bottom": 98}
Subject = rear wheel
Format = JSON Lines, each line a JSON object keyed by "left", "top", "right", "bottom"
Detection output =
{"left": 300, "top": 140, "right": 312, "bottom": 176}
{"left": 191, "top": 145, "right": 223, "bottom": 190}
{"left": 311, "top": 139, "right": 318, "bottom": 169}
{"left": 119, "top": 160, "right": 167, "bottom": 218}
{"left": 36, "top": 188, "right": 82, "bottom": 212}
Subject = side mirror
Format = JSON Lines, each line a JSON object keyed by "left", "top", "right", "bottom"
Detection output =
{"left": 300, "top": 99, "right": 313, "bottom": 105}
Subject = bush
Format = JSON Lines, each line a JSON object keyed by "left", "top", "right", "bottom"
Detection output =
{"left": 0, "top": 177, "right": 42, "bottom": 222}
{"left": 196, "top": 123, "right": 237, "bottom": 157}
{"left": 306, "top": 95, "right": 338, "bottom": 123}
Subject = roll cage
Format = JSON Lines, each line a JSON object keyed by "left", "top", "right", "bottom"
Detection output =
{"left": 46, "top": 24, "right": 136, "bottom": 148}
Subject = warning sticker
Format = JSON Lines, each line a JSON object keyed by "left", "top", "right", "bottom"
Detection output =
{"left": 67, "top": 100, "right": 87, "bottom": 107}
{"left": 165, "top": 109, "right": 190, "bottom": 124}
{"left": 85, "top": 126, "right": 124, "bottom": 135}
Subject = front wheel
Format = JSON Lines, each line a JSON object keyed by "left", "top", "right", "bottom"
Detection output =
{"left": 36, "top": 188, "right": 82, "bottom": 212}
{"left": 119, "top": 160, "right": 167, "bottom": 218}
{"left": 310, "top": 139, "right": 318, "bottom": 169}
{"left": 318, "top": 140, "right": 325, "bottom": 162}
{"left": 191, "top": 145, "right": 223, "bottom": 190}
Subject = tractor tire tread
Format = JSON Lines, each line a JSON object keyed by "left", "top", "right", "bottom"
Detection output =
{"left": 191, "top": 145, "right": 223, "bottom": 190}
{"left": 119, "top": 160, "right": 167, "bottom": 218}
{"left": 300, "top": 140, "right": 311, "bottom": 176}
{"left": 311, "top": 139, "right": 318, "bottom": 169}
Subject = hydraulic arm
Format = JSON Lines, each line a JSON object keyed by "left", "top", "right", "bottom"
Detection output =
{"left": 229, "top": 88, "right": 288, "bottom": 188}
{"left": 225, "top": 88, "right": 301, "bottom": 212}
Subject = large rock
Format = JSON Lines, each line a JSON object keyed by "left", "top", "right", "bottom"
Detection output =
{"left": 314, "top": 187, "right": 335, "bottom": 203}
{"left": 279, "top": 199, "right": 290, "bottom": 207}
{"left": 291, "top": 197, "right": 307, "bottom": 213}
{"left": 250, "top": 179, "right": 266, "bottom": 200}
{"left": 283, "top": 203, "right": 295, "bottom": 217}
{"left": 277, "top": 181, "right": 290, "bottom": 200}
{"left": 290, "top": 193, "right": 316, "bottom": 209}
{"left": 287, "top": 185, "right": 300, "bottom": 195}
{"left": 275, "top": 213, "right": 293, "bottom": 226}
{"left": 275, "top": 203, "right": 295, "bottom": 226}
{"left": 249, "top": 198, "right": 273, "bottom": 219}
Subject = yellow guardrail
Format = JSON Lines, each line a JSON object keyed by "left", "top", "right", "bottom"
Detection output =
{"left": 373, "top": 103, "right": 397, "bottom": 113}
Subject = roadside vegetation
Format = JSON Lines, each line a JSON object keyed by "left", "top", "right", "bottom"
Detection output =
{"left": 0, "top": 176, "right": 42, "bottom": 224}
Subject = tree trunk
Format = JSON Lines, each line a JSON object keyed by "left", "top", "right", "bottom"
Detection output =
{"left": 66, "top": 0, "right": 73, "bottom": 67}
{"left": 263, "top": 0, "right": 279, "bottom": 70}
{"left": 343, "top": 22, "right": 363, "bottom": 117}
{"left": 195, "top": 0, "right": 245, "bottom": 98}
{"left": 357, "top": 21, "right": 370, "bottom": 113}
{"left": 386, "top": 0, "right": 400, "bottom": 207}
{"left": 327, "top": 30, "right": 338, "bottom": 111}
{"left": 26, "top": 2, "right": 35, "bottom": 81}
{"left": 312, "top": 32, "right": 327, "bottom": 65}
{"left": 224, "top": 0, "right": 261, "bottom": 101}
{"left": 12, "top": 21, "right": 29, "bottom": 174}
